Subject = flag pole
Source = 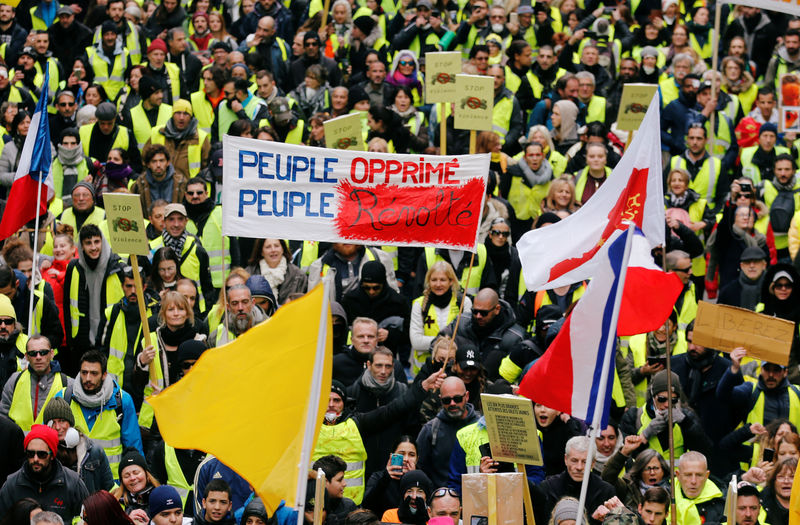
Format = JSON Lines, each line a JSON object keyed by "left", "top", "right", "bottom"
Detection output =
{"left": 662, "top": 247, "right": 678, "bottom": 524}
{"left": 296, "top": 275, "right": 332, "bottom": 525}
{"left": 575, "top": 224, "right": 636, "bottom": 525}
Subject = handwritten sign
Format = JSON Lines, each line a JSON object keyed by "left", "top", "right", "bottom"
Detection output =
{"left": 323, "top": 113, "right": 365, "bottom": 151}
{"left": 425, "top": 52, "right": 462, "bottom": 104}
{"left": 692, "top": 301, "right": 793, "bottom": 366}
{"left": 481, "top": 394, "right": 543, "bottom": 465}
{"left": 102, "top": 193, "right": 150, "bottom": 256}
{"left": 221, "top": 137, "right": 490, "bottom": 249}
{"left": 454, "top": 74, "right": 494, "bottom": 132}
{"left": 616, "top": 84, "right": 658, "bottom": 131}
{"left": 721, "top": 0, "right": 800, "bottom": 16}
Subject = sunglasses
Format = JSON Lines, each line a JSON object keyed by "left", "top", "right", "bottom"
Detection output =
{"left": 362, "top": 284, "right": 382, "bottom": 291}
{"left": 655, "top": 395, "right": 679, "bottom": 405}
{"left": 186, "top": 190, "right": 205, "bottom": 196}
{"left": 490, "top": 230, "right": 510, "bottom": 237}
{"left": 26, "top": 450, "right": 49, "bottom": 459}
{"left": 304, "top": 41, "right": 319, "bottom": 47}
{"left": 472, "top": 308, "right": 493, "bottom": 317}
{"left": 441, "top": 394, "right": 465, "bottom": 405}
{"left": 0, "top": 318, "right": 14, "bottom": 326}
{"left": 399, "top": 60, "right": 414, "bottom": 66}
{"left": 432, "top": 488, "right": 460, "bottom": 499}
{"left": 58, "top": 102, "right": 75, "bottom": 107}
{"left": 26, "top": 349, "right": 50, "bottom": 358}
{"left": 775, "top": 282, "right": 793, "bottom": 290}
{"left": 672, "top": 267, "right": 691, "bottom": 273}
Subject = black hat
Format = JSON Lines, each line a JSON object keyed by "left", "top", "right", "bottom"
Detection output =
{"left": 210, "top": 41, "right": 232, "bottom": 53}
{"left": 399, "top": 470, "right": 433, "bottom": 499}
{"left": 740, "top": 246, "right": 767, "bottom": 263}
{"left": 456, "top": 344, "right": 479, "bottom": 369}
{"left": 119, "top": 448, "right": 149, "bottom": 480}
{"left": 650, "top": 370, "right": 681, "bottom": 397}
{"left": 360, "top": 260, "right": 387, "bottom": 285}
{"left": 353, "top": 15, "right": 376, "bottom": 35}
{"left": 176, "top": 340, "right": 206, "bottom": 365}
{"left": 101, "top": 20, "right": 119, "bottom": 35}
{"left": 737, "top": 481, "right": 760, "bottom": 498}
{"left": 242, "top": 497, "right": 269, "bottom": 523}
{"left": 138, "top": 75, "right": 160, "bottom": 100}
{"left": 95, "top": 101, "right": 117, "bottom": 121}
{"left": 348, "top": 84, "right": 369, "bottom": 105}
{"left": 331, "top": 380, "right": 346, "bottom": 401}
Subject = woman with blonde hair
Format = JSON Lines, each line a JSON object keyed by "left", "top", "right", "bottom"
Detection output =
{"left": 541, "top": 176, "right": 580, "bottom": 217}
{"left": 409, "top": 261, "right": 471, "bottom": 374}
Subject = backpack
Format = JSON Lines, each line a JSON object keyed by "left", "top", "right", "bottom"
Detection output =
{"left": 769, "top": 188, "right": 800, "bottom": 233}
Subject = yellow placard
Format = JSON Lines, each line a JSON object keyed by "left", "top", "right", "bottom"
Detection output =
{"left": 481, "top": 394, "right": 543, "bottom": 465}
{"left": 616, "top": 84, "right": 658, "bottom": 131}
{"left": 0, "top": 0, "right": 21, "bottom": 7}
{"left": 323, "top": 113, "right": 365, "bottom": 151}
{"left": 454, "top": 74, "right": 494, "bottom": 132}
{"left": 102, "top": 193, "right": 150, "bottom": 256}
{"left": 425, "top": 51, "right": 461, "bottom": 104}
{"left": 692, "top": 301, "right": 794, "bottom": 366}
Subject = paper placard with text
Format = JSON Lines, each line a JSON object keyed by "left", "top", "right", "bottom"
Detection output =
{"left": 425, "top": 52, "right": 461, "bottom": 104}
{"left": 692, "top": 301, "right": 793, "bottom": 366}
{"left": 454, "top": 74, "right": 494, "bottom": 131}
{"left": 323, "top": 113, "right": 365, "bottom": 151}
{"left": 722, "top": 0, "right": 800, "bottom": 16}
{"left": 616, "top": 84, "right": 658, "bottom": 131}
{"left": 481, "top": 394, "right": 543, "bottom": 465}
{"left": 102, "top": 194, "right": 150, "bottom": 256}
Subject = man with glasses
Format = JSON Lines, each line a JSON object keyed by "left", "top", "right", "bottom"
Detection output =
{"left": 289, "top": 31, "right": 340, "bottom": 91}
{"left": 209, "top": 284, "right": 268, "bottom": 346}
{"left": 184, "top": 178, "right": 235, "bottom": 291}
{"left": 0, "top": 335, "right": 70, "bottom": 432}
{"left": 428, "top": 487, "right": 461, "bottom": 524}
{"left": 0, "top": 424, "right": 88, "bottom": 521}
{"left": 620, "top": 370, "right": 712, "bottom": 460}
{"left": 416, "top": 376, "right": 479, "bottom": 487}
{"left": 48, "top": 90, "right": 78, "bottom": 145}
{"left": 0, "top": 289, "right": 26, "bottom": 388}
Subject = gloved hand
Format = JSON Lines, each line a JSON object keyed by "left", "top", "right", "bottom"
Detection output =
{"left": 641, "top": 411, "right": 668, "bottom": 440}
{"left": 672, "top": 406, "right": 686, "bottom": 424}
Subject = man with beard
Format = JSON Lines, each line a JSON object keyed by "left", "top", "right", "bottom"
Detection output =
{"left": 416, "top": 377, "right": 480, "bottom": 487}
{"left": 241, "top": 16, "right": 291, "bottom": 92}
{"left": 607, "top": 58, "right": 638, "bottom": 119}
{"left": 637, "top": 47, "right": 661, "bottom": 84}
{"left": 765, "top": 28, "right": 800, "bottom": 90}
{"left": 0, "top": 4, "right": 28, "bottom": 68}
{"left": 662, "top": 74, "right": 702, "bottom": 157}
{"left": 0, "top": 294, "right": 26, "bottom": 388}
{"left": 40, "top": 396, "right": 114, "bottom": 493}
{"left": 0, "top": 424, "right": 88, "bottom": 521}
{"left": 0, "top": 335, "right": 71, "bottom": 432}
{"left": 289, "top": 31, "right": 340, "bottom": 91}
{"left": 208, "top": 285, "right": 267, "bottom": 346}
{"left": 671, "top": 322, "right": 734, "bottom": 475}
{"left": 145, "top": 100, "right": 211, "bottom": 180}
{"left": 59, "top": 351, "right": 143, "bottom": 482}
{"left": 63, "top": 226, "right": 125, "bottom": 367}
{"left": 381, "top": 471, "right": 432, "bottom": 525}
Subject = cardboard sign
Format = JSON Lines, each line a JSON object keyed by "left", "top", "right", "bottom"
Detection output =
{"left": 692, "top": 301, "right": 793, "bottom": 366}
{"left": 724, "top": 476, "right": 738, "bottom": 524}
{"left": 481, "top": 394, "right": 543, "bottom": 465}
{"left": 103, "top": 194, "right": 150, "bottom": 256}
{"left": 323, "top": 113, "right": 365, "bottom": 151}
{"left": 425, "top": 52, "right": 461, "bottom": 104}
{"left": 462, "top": 473, "right": 524, "bottom": 525}
{"left": 454, "top": 74, "right": 494, "bottom": 131}
{"left": 721, "top": 0, "right": 800, "bottom": 16}
{"left": 616, "top": 84, "right": 658, "bottom": 131}
{"left": 779, "top": 73, "right": 800, "bottom": 132}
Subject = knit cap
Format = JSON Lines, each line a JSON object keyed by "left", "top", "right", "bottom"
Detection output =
{"left": 0, "top": 294, "right": 15, "bottom": 320}
{"left": 119, "top": 448, "right": 149, "bottom": 480}
{"left": 72, "top": 180, "right": 96, "bottom": 199}
{"left": 148, "top": 38, "right": 168, "bottom": 55}
{"left": 173, "top": 99, "right": 193, "bottom": 116}
{"left": 138, "top": 75, "right": 160, "bottom": 100}
{"left": 24, "top": 424, "right": 59, "bottom": 456}
{"left": 41, "top": 397, "right": 74, "bottom": 426}
{"left": 149, "top": 485, "right": 182, "bottom": 516}
{"left": 551, "top": 498, "right": 580, "bottom": 524}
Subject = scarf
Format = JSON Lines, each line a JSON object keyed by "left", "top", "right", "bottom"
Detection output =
{"left": 429, "top": 288, "right": 452, "bottom": 309}
{"left": 518, "top": 157, "right": 553, "bottom": 187}
{"left": 159, "top": 322, "right": 197, "bottom": 347}
{"left": 360, "top": 366, "right": 395, "bottom": 396}
{"left": 160, "top": 117, "right": 198, "bottom": 142}
{"left": 259, "top": 257, "right": 287, "bottom": 291}
{"left": 105, "top": 161, "right": 133, "bottom": 181}
{"left": 667, "top": 191, "right": 688, "bottom": 207}
{"left": 146, "top": 165, "right": 176, "bottom": 203}
{"left": 685, "top": 349, "right": 716, "bottom": 404}
{"left": 57, "top": 145, "right": 83, "bottom": 175}
{"left": 387, "top": 69, "right": 420, "bottom": 89}
{"left": 162, "top": 230, "right": 187, "bottom": 258}
{"left": 71, "top": 374, "right": 115, "bottom": 408}
{"left": 78, "top": 238, "right": 112, "bottom": 343}
{"left": 739, "top": 271, "right": 764, "bottom": 311}
{"left": 646, "top": 330, "right": 677, "bottom": 357}
{"left": 775, "top": 176, "right": 797, "bottom": 191}
{"left": 639, "top": 479, "right": 670, "bottom": 495}
{"left": 390, "top": 104, "right": 416, "bottom": 119}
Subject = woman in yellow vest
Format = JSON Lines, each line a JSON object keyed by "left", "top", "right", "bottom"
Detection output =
{"left": 389, "top": 86, "right": 428, "bottom": 154}
{"left": 721, "top": 56, "right": 757, "bottom": 114}
{"left": 409, "top": 261, "right": 471, "bottom": 374}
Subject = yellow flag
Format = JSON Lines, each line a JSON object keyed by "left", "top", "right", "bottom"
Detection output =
{"left": 148, "top": 284, "right": 332, "bottom": 514}
{"left": 791, "top": 458, "right": 800, "bottom": 525}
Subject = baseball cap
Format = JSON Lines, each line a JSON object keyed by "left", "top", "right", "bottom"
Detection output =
{"left": 164, "top": 203, "right": 187, "bottom": 218}
{"left": 57, "top": 5, "right": 74, "bottom": 15}
{"left": 518, "top": 2, "right": 534, "bottom": 14}
{"left": 773, "top": 270, "right": 794, "bottom": 284}
{"left": 456, "top": 345, "right": 479, "bottom": 369}
{"left": 268, "top": 97, "right": 293, "bottom": 123}
{"left": 416, "top": 0, "right": 433, "bottom": 9}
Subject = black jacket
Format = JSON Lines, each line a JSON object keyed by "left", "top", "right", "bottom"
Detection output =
{"left": 0, "top": 414, "right": 23, "bottom": 486}
{"left": 532, "top": 471, "right": 616, "bottom": 525}
{"left": 415, "top": 404, "right": 480, "bottom": 488}
{"left": 619, "top": 403, "right": 713, "bottom": 459}
{"left": 0, "top": 460, "right": 89, "bottom": 523}
{"left": 47, "top": 19, "right": 93, "bottom": 68}
{"left": 332, "top": 346, "right": 407, "bottom": 387}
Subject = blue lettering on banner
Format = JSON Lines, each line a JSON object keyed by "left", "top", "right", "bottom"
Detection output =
{"left": 238, "top": 189, "right": 335, "bottom": 218}
{"left": 239, "top": 150, "right": 258, "bottom": 178}
{"left": 238, "top": 150, "right": 340, "bottom": 183}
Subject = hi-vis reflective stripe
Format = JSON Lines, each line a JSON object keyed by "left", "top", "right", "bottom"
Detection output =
{"left": 93, "top": 437, "right": 122, "bottom": 448}
{"left": 109, "top": 347, "right": 125, "bottom": 360}
{"left": 174, "top": 486, "right": 190, "bottom": 501}
{"left": 466, "top": 465, "right": 480, "bottom": 473}
{"left": 492, "top": 124, "right": 508, "bottom": 136}
{"left": 466, "top": 286, "right": 479, "bottom": 295}
{"left": 69, "top": 299, "right": 80, "bottom": 328}
{"left": 189, "top": 161, "right": 201, "bottom": 170}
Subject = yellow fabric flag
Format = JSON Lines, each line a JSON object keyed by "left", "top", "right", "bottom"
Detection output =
{"left": 148, "top": 284, "right": 332, "bottom": 514}
{"left": 791, "top": 456, "right": 800, "bottom": 525}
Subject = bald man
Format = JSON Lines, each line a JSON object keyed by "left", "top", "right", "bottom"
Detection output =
{"left": 416, "top": 377, "right": 480, "bottom": 487}
{"left": 440, "top": 288, "right": 528, "bottom": 380}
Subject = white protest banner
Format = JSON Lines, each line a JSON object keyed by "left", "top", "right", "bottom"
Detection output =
{"left": 221, "top": 137, "right": 490, "bottom": 250}
{"left": 721, "top": 0, "right": 800, "bottom": 16}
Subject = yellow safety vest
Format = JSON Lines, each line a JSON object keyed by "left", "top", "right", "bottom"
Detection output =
{"left": 456, "top": 421, "right": 489, "bottom": 472}
{"left": 507, "top": 171, "right": 550, "bottom": 221}
{"left": 68, "top": 389, "right": 124, "bottom": 478}
{"left": 763, "top": 179, "right": 800, "bottom": 250}
{"left": 149, "top": 128, "right": 208, "bottom": 178}
{"left": 93, "top": 21, "right": 142, "bottom": 64}
{"left": 51, "top": 157, "right": 91, "bottom": 199}
{"left": 140, "top": 62, "right": 181, "bottom": 103}
{"left": 67, "top": 264, "right": 125, "bottom": 339}
{"left": 86, "top": 46, "right": 129, "bottom": 101}
{"left": 740, "top": 146, "right": 791, "bottom": 184}
{"left": 585, "top": 96, "right": 606, "bottom": 124}
{"left": 104, "top": 303, "right": 145, "bottom": 389}
{"left": 59, "top": 206, "right": 108, "bottom": 243}
{"left": 312, "top": 418, "right": 367, "bottom": 504}
{"left": 659, "top": 77, "right": 680, "bottom": 107}
{"left": 190, "top": 91, "right": 215, "bottom": 137}
{"left": 575, "top": 167, "right": 612, "bottom": 202}
{"left": 492, "top": 94, "right": 514, "bottom": 145}
{"left": 149, "top": 236, "right": 206, "bottom": 311}
{"left": 638, "top": 408, "right": 684, "bottom": 459}
{"left": 411, "top": 294, "right": 460, "bottom": 374}
{"left": 688, "top": 31, "right": 713, "bottom": 62}
{"left": 745, "top": 383, "right": 800, "bottom": 428}
{"left": 8, "top": 370, "right": 65, "bottom": 432}
{"left": 165, "top": 444, "right": 197, "bottom": 509}
{"left": 130, "top": 102, "right": 172, "bottom": 151}
{"left": 674, "top": 479, "right": 723, "bottom": 525}
{"left": 424, "top": 245, "right": 487, "bottom": 296}
{"left": 186, "top": 206, "right": 229, "bottom": 288}
{"left": 669, "top": 156, "right": 721, "bottom": 204}
{"left": 79, "top": 123, "right": 131, "bottom": 159}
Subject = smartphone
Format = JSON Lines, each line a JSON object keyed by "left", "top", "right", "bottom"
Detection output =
{"left": 763, "top": 448, "right": 775, "bottom": 462}
{"left": 510, "top": 12, "right": 519, "bottom": 25}
{"left": 740, "top": 182, "right": 753, "bottom": 193}
{"left": 478, "top": 443, "right": 516, "bottom": 473}
{"left": 390, "top": 453, "right": 404, "bottom": 467}
{"left": 603, "top": 6, "right": 616, "bottom": 13}
{"left": 647, "top": 356, "right": 667, "bottom": 367}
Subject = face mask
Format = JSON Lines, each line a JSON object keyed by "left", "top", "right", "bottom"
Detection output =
{"left": 491, "top": 23, "right": 504, "bottom": 33}
{"left": 683, "top": 91, "right": 696, "bottom": 105}
{"left": 324, "top": 411, "right": 338, "bottom": 423}
{"left": 643, "top": 65, "right": 656, "bottom": 74}
{"left": 421, "top": 22, "right": 431, "bottom": 30}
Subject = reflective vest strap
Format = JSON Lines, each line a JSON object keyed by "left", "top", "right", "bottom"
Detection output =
{"left": 638, "top": 409, "right": 684, "bottom": 459}
{"left": 8, "top": 371, "right": 64, "bottom": 431}
{"left": 165, "top": 444, "right": 193, "bottom": 507}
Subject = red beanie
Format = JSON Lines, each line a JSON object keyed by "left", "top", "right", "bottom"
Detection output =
{"left": 148, "top": 38, "right": 167, "bottom": 54}
{"left": 24, "top": 424, "right": 59, "bottom": 456}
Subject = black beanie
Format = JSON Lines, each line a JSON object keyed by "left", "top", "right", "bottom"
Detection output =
{"left": 399, "top": 470, "right": 433, "bottom": 499}
{"left": 119, "top": 448, "right": 150, "bottom": 480}
{"left": 139, "top": 75, "right": 160, "bottom": 100}
{"left": 360, "top": 260, "right": 387, "bottom": 285}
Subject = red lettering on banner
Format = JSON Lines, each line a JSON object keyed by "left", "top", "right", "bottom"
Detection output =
{"left": 547, "top": 167, "right": 649, "bottom": 281}
{"left": 333, "top": 178, "right": 485, "bottom": 246}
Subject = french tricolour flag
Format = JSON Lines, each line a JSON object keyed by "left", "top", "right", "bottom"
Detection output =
{"left": 519, "top": 227, "right": 679, "bottom": 425}
{"left": 0, "top": 66, "right": 54, "bottom": 240}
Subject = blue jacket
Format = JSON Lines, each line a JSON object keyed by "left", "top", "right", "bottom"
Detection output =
{"left": 661, "top": 91, "right": 699, "bottom": 155}
{"left": 716, "top": 370, "right": 799, "bottom": 425}
{"left": 195, "top": 458, "right": 252, "bottom": 519}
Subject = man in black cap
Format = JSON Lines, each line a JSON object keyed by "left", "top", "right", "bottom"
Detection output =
{"left": 393, "top": 0, "right": 443, "bottom": 56}
{"left": 345, "top": 15, "right": 390, "bottom": 81}
{"left": 80, "top": 101, "right": 141, "bottom": 171}
{"left": 121, "top": 75, "right": 171, "bottom": 152}
{"left": 289, "top": 31, "right": 340, "bottom": 91}
{"left": 84, "top": 20, "right": 134, "bottom": 101}
{"left": 731, "top": 482, "right": 764, "bottom": 525}
{"left": 47, "top": 6, "right": 91, "bottom": 68}
{"left": 718, "top": 246, "right": 768, "bottom": 310}
{"left": 266, "top": 96, "right": 307, "bottom": 144}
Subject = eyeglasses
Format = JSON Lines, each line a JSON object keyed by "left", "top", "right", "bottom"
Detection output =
{"left": 26, "top": 450, "right": 49, "bottom": 459}
{"left": 432, "top": 488, "right": 460, "bottom": 499}
{"left": 304, "top": 41, "right": 319, "bottom": 47}
{"left": 0, "top": 318, "right": 14, "bottom": 326}
{"left": 441, "top": 394, "right": 465, "bottom": 405}
{"left": 361, "top": 284, "right": 382, "bottom": 291}
{"left": 490, "top": 230, "right": 510, "bottom": 237}
{"left": 643, "top": 466, "right": 661, "bottom": 472}
{"left": 672, "top": 267, "right": 691, "bottom": 273}
{"left": 26, "top": 349, "right": 50, "bottom": 358}
{"left": 775, "top": 282, "right": 793, "bottom": 290}
{"left": 398, "top": 60, "right": 414, "bottom": 66}
{"left": 655, "top": 395, "right": 679, "bottom": 405}
{"left": 58, "top": 102, "right": 75, "bottom": 107}
{"left": 472, "top": 308, "right": 494, "bottom": 317}
{"left": 186, "top": 190, "right": 205, "bottom": 196}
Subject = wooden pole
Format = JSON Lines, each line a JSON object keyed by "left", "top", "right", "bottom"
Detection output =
{"left": 130, "top": 254, "right": 157, "bottom": 386}
{"left": 469, "top": 129, "right": 477, "bottom": 155}
{"left": 440, "top": 103, "right": 447, "bottom": 155}
{"left": 313, "top": 469, "right": 326, "bottom": 525}
{"left": 707, "top": 0, "right": 722, "bottom": 168}
{"left": 320, "top": 0, "right": 332, "bottom": 32}
{"left": 661, "top": 249, "right": 677, "bottom": 525}
{"left": 518, "top": 464, "right": 537, "bottom": 525}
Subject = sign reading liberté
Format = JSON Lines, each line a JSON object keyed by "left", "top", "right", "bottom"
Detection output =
{"left": 221, "top": 137, "right": 490, "bottom": 250}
